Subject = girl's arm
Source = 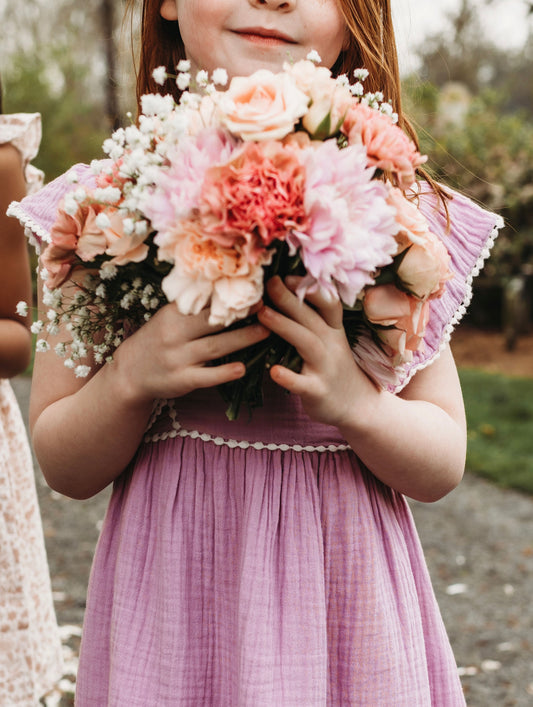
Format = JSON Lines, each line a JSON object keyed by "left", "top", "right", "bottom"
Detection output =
{"left": 30, "top": 282, "right": 270, "bottom": 499}
{"left": 0, "top": 144, "right": 32, "bottom": 378}
{"left": 259, "top": 276, "right": 466, "bottom": 503}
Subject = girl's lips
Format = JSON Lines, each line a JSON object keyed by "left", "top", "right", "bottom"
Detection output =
{"left": 233, "top": 28, "right": 296, "bottom": 45}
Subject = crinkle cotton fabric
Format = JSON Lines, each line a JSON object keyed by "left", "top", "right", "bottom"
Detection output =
{"left": 11, "top": 164, "right": 501, "bottom": 706}
{"left": 0, "top": 115, "right": 63, "bottom": 705}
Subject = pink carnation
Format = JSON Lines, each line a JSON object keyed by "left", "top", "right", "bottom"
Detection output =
{"left": 143, "top": 128, "right": 236, "bottom": 238}
{"left": 288, "top": 140, "right": 399, "bottom": 306}
{"left": 199, "top": 141, "right": 308, "bottom": 250}
{"left": 342, "top": 103, "right": 427, "bottom": 189}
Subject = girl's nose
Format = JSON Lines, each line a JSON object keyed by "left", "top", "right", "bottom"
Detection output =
{"left": 248, "top": 0, "right": 295, "bottom": 10}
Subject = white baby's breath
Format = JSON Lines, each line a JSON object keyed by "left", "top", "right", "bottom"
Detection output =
{"left": 36, "top": 339, "right": 50, "bottom": 353}
{"left": 65, "top": 171, "right": 79, "bottom": 185}
{"left": 176, "top": 59, "right": 191, "bottom": 72}
{"left": 75, "top": 365, "right": 91, "bottom": 378}
{"left": 306, "top": 50, "right": 322, "bottom": 64}
{"left": 31, "top": 320, "right": 44, "bottom": 334}
{"left": 16, "top": 301, "right": 28, "bottom": 317}
{"left": 98, "top": 262, "right": 118, "bottom": 280}
{"left": 176, "top": 72, "right": 191, "bottom": 91}
{"left": 195, "top": 70, "right": 209, "bottom": 87}
{"left": 94, "top": 187, "right": 121, "bottom": 204}
{"left": 63, "top": 195, "right": 79, "bottom": 216}
{"left": 152, "top": 66, "right": 168, "bottom": 86}
{"left": 141, "top": 93, "right": 175, "bottom": 118}
{"left": 73, "top": 187, "right": 87, "bottom": 203}
{"left": 95, "top": 212, "right": 112, "bottom": 229}
{"left": 212, "top": 68, "right": 228, "bottom": 86}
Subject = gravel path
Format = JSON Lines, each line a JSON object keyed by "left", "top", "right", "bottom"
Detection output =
{"left": 11, "top": 376, "right": 533, "bottom": 706}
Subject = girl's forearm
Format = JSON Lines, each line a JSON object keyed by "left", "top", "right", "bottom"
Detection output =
{"left": 339, "top": 392, "right": 466, "bottom": 503}
{"left": 32, "top": 361, "right": 154, "bottom": 500}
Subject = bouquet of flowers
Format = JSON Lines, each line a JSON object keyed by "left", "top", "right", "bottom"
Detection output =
{"left": 32, "top": 54, "right": 453, "bottom": 419}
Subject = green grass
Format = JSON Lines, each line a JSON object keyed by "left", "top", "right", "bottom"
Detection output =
{"left": 460, "top": 368, "right": 533, "bottom": 495}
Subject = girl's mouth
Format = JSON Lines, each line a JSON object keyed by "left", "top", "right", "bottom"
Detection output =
{"left": 234, "top": 27, "right": 296, "bottom": 46}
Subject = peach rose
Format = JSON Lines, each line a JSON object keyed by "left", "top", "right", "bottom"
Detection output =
{"left": 285, "top": 60, "right": 352, "bottom": 138}
{"left": 363, "top": 284, "right": 430, "bottom": 360}
{"left": 220, "top": 69, "right": 309, "bottom": 141}
{"left": 387, "top": 187, "right": 431, "bottom": 254}
{"left": 158, "top": 220, "right": 270, "bottom": 326}
{"left": 396, "top": 231, "right": 453, "bottom": 300}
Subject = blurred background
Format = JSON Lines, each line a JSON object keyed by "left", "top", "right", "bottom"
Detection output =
{"left": 2, "top": 0, "right": 533, "bottom": 704}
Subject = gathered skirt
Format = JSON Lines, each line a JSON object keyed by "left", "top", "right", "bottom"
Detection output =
{"left": 76, "top": 384, "right": 465, "bottom": 706}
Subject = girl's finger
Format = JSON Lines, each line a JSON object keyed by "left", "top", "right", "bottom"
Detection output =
{"left": 265, "top": 277, "right": 324, "bottom": 332}
{"left": 190, "top": 323, "right": 270, "bottom": 364}
{"left": 188, "top": 361, "right": 247, "bottom": 390}
{"left": 257, "top": 306, "right": 322, "bottom": 365}
{"left": 269, "top": 363, "right": 306, "bottom": 395}
{"left": 284, "top": 276, "right": 344, "bottom": 329}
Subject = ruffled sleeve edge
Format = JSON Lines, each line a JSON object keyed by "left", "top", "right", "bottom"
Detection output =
{"left": 391, "top": 210, "right": 504, "bottom": 393}
{"left": 6, "top": 199, "right": 49, "bottom": 253}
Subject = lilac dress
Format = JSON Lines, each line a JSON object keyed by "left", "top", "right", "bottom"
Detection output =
{"left": 11, "top": 165, "right": 502, "bottom": 706}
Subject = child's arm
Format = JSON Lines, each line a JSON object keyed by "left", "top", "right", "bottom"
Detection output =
{"left": 30, "top": 282, "right": 270, "bottom": 499}
{"left": 0, "top": 144, "right": 32, "bottom": 378}
{"left": 259, "top": 276, "right": 466, "bottom": 503}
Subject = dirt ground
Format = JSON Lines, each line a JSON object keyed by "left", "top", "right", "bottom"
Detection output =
{"left": 451, "top": 324, "right": 533, "bottom": 378}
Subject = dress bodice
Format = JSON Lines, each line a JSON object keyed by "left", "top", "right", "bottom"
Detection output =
{"left": 145, "top": 381, "right": 349, "bottom": 451}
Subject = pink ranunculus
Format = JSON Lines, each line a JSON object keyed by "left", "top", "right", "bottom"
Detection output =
{"left": 104, "top": 214, "right": 150, "bottom": 267}
{"left": 342, "top": 103, "right": 427, "bottom": 190}
{"left": 75, "top": 207, "right": 114, "bottom": 262}
{"left": 288, "top": 140, "right": 399, "bottom": 306}
{"left": 41, "top": 201, "right": 106, "bottom": 288}
{"left": 157, "top": 220, "right": 270, "bottom": 326}
{"left": 220, "top": 69, "right": 310, "bottom": 142}
{"left": 285, "top": 60, "right": 353, "bottom": 138}
{"left": 363, "top": 283, "right": 430, "bottom": 360}
{"left": 199, "top": 141, "right": 308, "bottom": 250}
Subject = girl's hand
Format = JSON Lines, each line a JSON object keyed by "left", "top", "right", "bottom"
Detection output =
{"left": 257, "top": 276, "right": 378, "bottom": 427}
{"left": 114, "top": 302, "right": 270, "bottom": 404}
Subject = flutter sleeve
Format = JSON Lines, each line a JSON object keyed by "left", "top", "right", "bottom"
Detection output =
{"left": 0, "top": 112, "right": 44, "bottom": 193}
{"left": 7, "top": 162, "right": 96, "bottom": 252}
{"left": 393, "top": 186, "right": 504, "bottom": 392}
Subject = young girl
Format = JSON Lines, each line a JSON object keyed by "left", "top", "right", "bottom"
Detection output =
{"left": 11, "top": 1, "right": 501, "bottom": 704}
{"left": 0, "top": 90, "right": 63, "bottom": 703}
